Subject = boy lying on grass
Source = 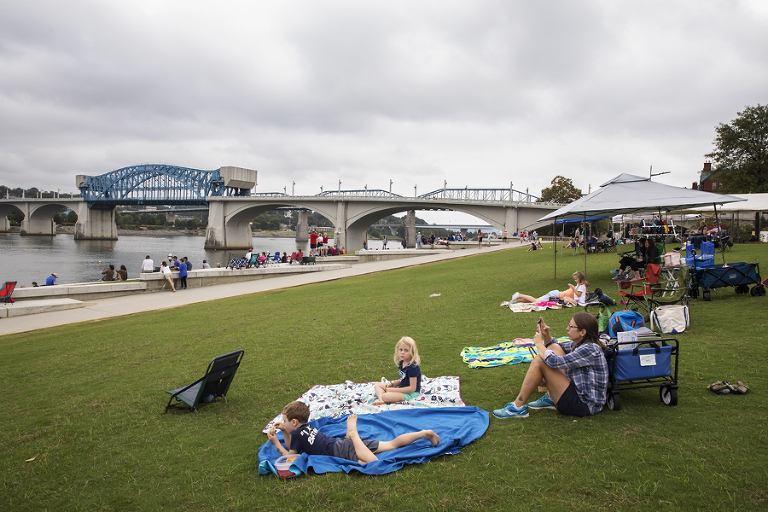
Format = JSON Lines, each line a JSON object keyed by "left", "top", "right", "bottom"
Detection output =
{"left": 267, "top": 401, "right": 440, "bottom": 464}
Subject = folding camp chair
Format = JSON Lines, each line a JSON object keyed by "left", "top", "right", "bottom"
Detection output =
{"left": 1, "top": 281, "right": 17, "bottom": 304}
{"left": 616, "top": 264, "right": 661, "bottom": 314}
{"left": 272, "top": 252, "right": 281, "bottom": 263}
{"left": 227, "top": 258, "right": 248, "bottom": 269}
{"left": 165, "top": 350, "right": 244, "bottom": 413}
{"left": 647, "top": 266, "right": 689, "bottom": 310}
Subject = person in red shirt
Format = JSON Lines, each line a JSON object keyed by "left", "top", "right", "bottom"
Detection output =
{"left": 309, "top": 230, "right": 319, "bottom": 256}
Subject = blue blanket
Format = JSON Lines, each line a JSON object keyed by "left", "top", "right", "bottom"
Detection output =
{"left": 258, "top": 407, "right": 489, "bottom": 477}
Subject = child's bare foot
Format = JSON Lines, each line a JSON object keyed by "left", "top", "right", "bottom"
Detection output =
{"left": 371, "top": 400, "right": 386, "bottom": 406}
{"left": 425, "top": 430, "right": 440, "bottom": 447}
{"left": 346, "top": 414, "right": 359, "bottom": 439}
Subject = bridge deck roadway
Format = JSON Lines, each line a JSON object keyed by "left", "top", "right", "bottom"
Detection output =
{"left": 0, "top": 242, "right": 524, "bottom": 336}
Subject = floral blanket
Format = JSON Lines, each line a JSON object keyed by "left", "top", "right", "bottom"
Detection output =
{"left": 262, "top": 375, "right": 465, "bottom": 433}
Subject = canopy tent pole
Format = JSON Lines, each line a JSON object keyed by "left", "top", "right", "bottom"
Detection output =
{"left": 714, "top": 203, "right": 726, "bottom": 266}
{"left": 553, "top": 217, "right": 558, "bottom": 279}
{"left": 583, "top": 213, "right": 587, "bottom": 276}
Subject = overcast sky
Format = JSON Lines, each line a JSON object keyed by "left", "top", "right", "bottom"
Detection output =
{"left": 1, "top": 0, "right": 766, "bottom": 223}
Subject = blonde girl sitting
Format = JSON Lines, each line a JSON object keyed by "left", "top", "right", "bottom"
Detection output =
{"left": 510, "top": 271, "right": 589, "bottom": 306}
{"left": 373, "top": 337, "right": 422, "bottom": 405}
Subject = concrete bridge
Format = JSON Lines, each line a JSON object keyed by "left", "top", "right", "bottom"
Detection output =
{"left": 205, "top": 194, "right": 559, "bottom": 251}
{"left": 0, "top": 198, "right": 118, "bottom": 240}
{"left": 0, "top": 194, "right": 560, "bottom": 251}
{"left": 1, "top": 163, "right": 561, "bottom": 251}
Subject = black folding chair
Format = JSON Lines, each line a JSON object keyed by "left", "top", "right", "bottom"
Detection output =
{"left": 165, "top": 350, "right": 245, "bottom": 413}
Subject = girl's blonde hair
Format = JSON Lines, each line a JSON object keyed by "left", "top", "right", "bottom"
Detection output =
{"left": 572, "top": 271, "right": 589, "bottom": 288}
{"left": 393, "top": 336, "right": 421, "bottom": 366}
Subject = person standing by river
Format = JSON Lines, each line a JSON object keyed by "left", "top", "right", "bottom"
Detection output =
{"left": 179, "top": 257, "right": 188, "bottom": 289}
{"left": 160, "top": 261, "right": 176, "bottom": 292}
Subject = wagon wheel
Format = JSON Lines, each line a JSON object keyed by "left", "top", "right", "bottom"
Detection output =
{"left": 751, "top": 285, "right": 766, "bottom": 297}
{"left": 660, "top": 386, "right": 678, "bottom": 406}
{"left": 703, "top": 289, "right": 711, "bottom": 301}
{"left": 607, "top": 392, "right": 621, "bottom": 411}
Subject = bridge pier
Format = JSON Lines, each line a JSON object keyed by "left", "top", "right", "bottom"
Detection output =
{"left": 406, "top": 210, "right": 416, "bottom": 248}
{"left": 19, "top": 202, "right": 57, "bottom": 236}
{"left": 74, "top": 205, "right": 118, "bottom": 240}
{"left": 295, "top": 211, "right": 308, "bottom": 243}
{"left": 205, "top": 200, "right": 253, "bottom": 250}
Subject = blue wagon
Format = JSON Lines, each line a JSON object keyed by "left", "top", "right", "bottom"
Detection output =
{"left": 605, "top": 338, "right": 680, "bottom": 411}
{"left": 688, "top": 261, "right": 765, "bottom": 301}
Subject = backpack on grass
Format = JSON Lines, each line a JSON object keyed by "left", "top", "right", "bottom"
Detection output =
{"left": 608, "top": 310, "right": 645, "bottom": 338}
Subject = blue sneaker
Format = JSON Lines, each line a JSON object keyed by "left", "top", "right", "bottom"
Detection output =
{"left": 492, "top": 402, "right": 529, "bottom": 419}
{"left": 527, "top": 393, "right": 556, "bottom": 410}
{"left": 610, "top": 269, "right": 620, "bottom": 275}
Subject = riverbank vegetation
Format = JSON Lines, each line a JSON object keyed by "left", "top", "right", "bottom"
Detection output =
{"left": 1, "top": 244, "right": 766, "bottom": 511}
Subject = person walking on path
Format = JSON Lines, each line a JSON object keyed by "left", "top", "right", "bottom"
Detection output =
{"left": 160, "top": 261, "right": 176, "bottom": 292}
{"left": 141, "top": 255, "right": 154, "bottom": 273}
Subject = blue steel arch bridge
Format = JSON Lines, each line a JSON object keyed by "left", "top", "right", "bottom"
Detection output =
{"left": 77, "top": 164, "right": 255, "bottom": 207}
{"left": 77, "top": 164, "right": 540, "bottom": 207}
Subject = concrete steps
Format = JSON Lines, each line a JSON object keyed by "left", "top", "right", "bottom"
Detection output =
{"left": 1, "top": 298, "right": 86, "bottom": 318}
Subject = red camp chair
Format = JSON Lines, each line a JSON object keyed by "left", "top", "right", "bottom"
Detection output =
{"left": 1, "top": 281, "right": 17, "bottom": 304}
{"left": 616, "top": 264, "right": 661, "bottom": 314}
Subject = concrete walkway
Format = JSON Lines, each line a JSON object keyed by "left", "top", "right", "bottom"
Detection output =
{"left": 0, "top": 243, "right": 519, "bottom": 336}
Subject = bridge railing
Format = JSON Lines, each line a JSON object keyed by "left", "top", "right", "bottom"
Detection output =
{"left": 419, "top": 188, "right": 541, "bottom": 203}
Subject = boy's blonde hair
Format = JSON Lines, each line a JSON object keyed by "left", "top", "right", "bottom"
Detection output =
{"left": 393, "top": 336, "right": 421, "bottom": 366}
{"left": 282, "top": 401, "right": 310, "bottom": 423}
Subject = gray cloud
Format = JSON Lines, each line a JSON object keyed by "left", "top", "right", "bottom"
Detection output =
{"left": 1, "top": 0, "right": 767, "bottom": 216}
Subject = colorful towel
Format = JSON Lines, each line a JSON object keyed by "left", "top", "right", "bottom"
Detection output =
{"left": 500, "top": 301, "right": 563, "bottom": 312}
{"left": 461, "top": 337, "right": 571, "bottom": 368}
{"left": 262, "top": 375, "right": 465, "bottom": 434}
{"left": 258, "top": 407, "right": 489, "bottom": 477}
{"left": 460, "top": 341, "right": 537, "bottom": 368}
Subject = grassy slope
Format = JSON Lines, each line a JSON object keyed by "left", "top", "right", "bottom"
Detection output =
{"left": 1, "top": 243, "right": 766, "bottom": 511}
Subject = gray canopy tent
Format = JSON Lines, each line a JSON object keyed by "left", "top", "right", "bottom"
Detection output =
{"left": 536, "top": 173, "right": 747, "bottom": 278}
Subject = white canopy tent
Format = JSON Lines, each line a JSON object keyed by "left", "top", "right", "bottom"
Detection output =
{"left": 681, "top": 193, "right": 768, "bottom": 243}
{"left": 537, "top": 174, "right": 747, "bottom": 278}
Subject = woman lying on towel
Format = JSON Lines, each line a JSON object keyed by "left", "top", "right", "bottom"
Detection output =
{"left": 492, "top": 312, "right": 608, "bottom": 419}
{"left": 509, "top": 271, "right": 588, "bottom": 306}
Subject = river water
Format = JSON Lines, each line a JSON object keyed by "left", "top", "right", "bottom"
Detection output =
{"left": 0, "top": 233, "right": 387, "bottom": 286}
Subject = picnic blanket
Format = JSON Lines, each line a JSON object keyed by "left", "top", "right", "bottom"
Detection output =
{"left": 262, "top": 375, "right": 465, "bottom": 434}
{"left": 461, "top": 337, "right": 571, "bottom": 368}
{"left": 500, "top": 301, "right": 564, "bottom": 313}
{"left": 460, "top": 340, "right": 536, "bottom": 368}
{"left": 258, "top": 407, "right": 489, "bottom": 477}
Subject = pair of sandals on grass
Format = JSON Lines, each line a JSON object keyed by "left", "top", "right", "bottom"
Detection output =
{"left": 708, "top": 381, "right": 749, "bottom": 395}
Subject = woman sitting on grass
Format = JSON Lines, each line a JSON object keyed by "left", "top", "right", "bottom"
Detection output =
{"left": 509, "top": 271, "right": 588, "bottom": 306}
{"left": 493, "top": 312, "right": 608, "bottom": 419}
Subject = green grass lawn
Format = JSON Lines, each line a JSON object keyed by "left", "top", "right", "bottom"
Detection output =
{"left": 1, "top": 243, "right": 767, "bottom": 511}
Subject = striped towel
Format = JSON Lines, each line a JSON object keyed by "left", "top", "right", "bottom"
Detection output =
{"left": 461, "top": 341, "right": 537, "bottom": 368}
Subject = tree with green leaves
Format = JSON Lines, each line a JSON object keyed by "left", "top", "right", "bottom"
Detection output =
{"left": 705, "top": 104, "right": 768, "bottom": 193}
{"left": 539, "top": 176, "right": 582, "bottom": 203}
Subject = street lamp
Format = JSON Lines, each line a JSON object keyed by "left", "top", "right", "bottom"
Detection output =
{"left": 414, "top": 185, "right": 417, "bottom": 197}
{"left": 389, "top": 179, "right": 393, "bottom": 197}
{"left": 338, "top": 180, "right": 341, "bottom": 194}
{"left": 292, "top": 181, "right": 295, "bottom": 196}
{"left": 443, "top": 180, "right": 447, "bottom": 197}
